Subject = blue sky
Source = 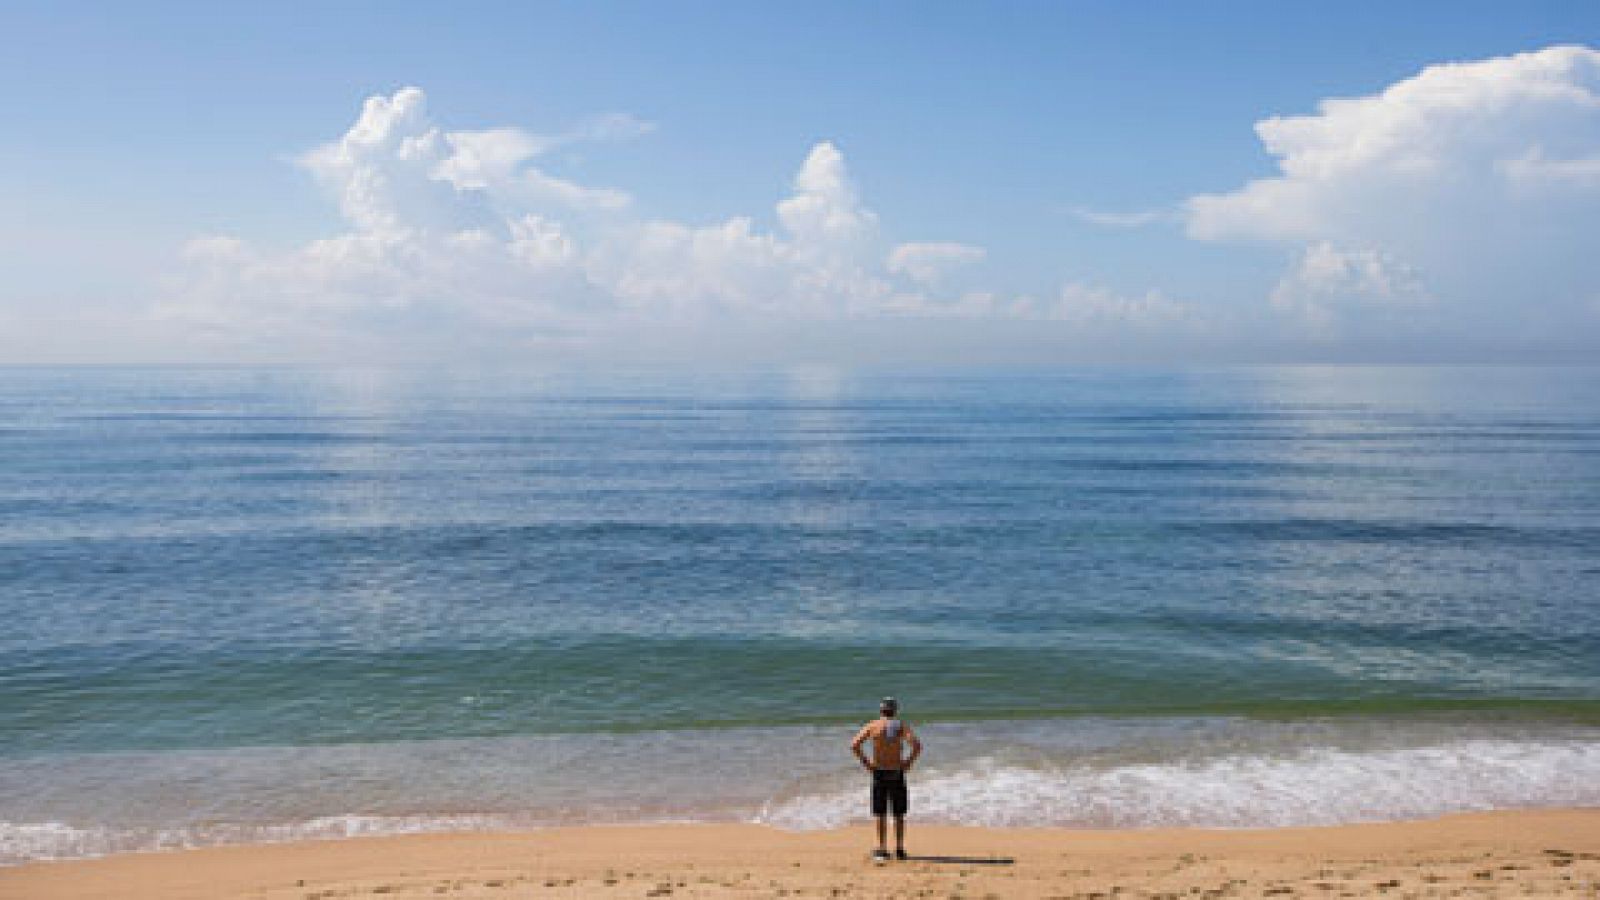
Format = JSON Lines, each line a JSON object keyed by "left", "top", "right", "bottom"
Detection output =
{"left": 3, "top": 1, "right": 1598, "bottom": 363}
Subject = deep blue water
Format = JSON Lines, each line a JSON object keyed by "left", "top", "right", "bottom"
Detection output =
{"left": 2, "top": 366, "right": 1598, "bottom": 860}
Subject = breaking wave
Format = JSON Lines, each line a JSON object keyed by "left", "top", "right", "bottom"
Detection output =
{"left": 758, "top": 737, "right": 1600, "bottom": 830}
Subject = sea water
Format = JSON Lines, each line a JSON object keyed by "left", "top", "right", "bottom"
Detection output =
{"left": 2, "top": 366, "right": 1597, "bottom": 863}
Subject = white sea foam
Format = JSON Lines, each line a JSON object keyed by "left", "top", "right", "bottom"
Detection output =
{"left": 5, "top": 729, "right": 1597, "bottom": 864}
{"left": 0, "top": 814, "right": 516, "bottom": 865}
{"left": 757, "top": 737, "right": 1600, "bottom": 830}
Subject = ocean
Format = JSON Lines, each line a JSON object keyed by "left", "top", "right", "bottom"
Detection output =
{"left": 2, "top": 365, "right": 1597, "bottom": 864}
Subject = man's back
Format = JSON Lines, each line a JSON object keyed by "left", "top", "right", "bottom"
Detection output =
{"left": 855, "top": 716, "right": 918, "bottom": 771}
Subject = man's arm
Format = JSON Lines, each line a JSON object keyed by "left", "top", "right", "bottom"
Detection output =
{"left": 850, "top": 724, "right": 874, "bottom": 770}
{"left": 904, "top": 726, "right": 923, "bottom": 771}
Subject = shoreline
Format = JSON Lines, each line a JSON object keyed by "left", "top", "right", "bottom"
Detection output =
{"left": 3, "top": 809, "right": 1596, "bottom": 899}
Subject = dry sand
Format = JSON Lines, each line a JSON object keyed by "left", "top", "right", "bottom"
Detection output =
{"left": 2, "top": 809, "right": 1596, "bottom": 899}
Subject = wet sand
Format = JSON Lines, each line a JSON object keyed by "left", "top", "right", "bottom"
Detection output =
{"left": 2, "top": 809, "right": 1596, "bottom": 899}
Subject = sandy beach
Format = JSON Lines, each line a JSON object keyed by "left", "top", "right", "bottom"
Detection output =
{"left": 3, "top": 809, "right": 1596, "bottom": 899}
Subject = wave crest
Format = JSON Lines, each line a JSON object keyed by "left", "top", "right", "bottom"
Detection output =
{"left": 758, "top": 738, "right": 1600, "bottom": 830}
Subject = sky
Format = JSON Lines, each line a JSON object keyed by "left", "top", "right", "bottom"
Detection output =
{"left": 2, "top": 1, "right": 1598, "bottom": 365}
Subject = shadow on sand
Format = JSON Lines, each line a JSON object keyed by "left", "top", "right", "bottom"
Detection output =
{"left": 903, "top": 855, "right": 1015, "bottom": 865}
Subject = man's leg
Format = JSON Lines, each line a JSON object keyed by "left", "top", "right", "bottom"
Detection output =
{"left": 892, "top": 775, "right": 909, "bottom": 858}
{"left": 870, "top": 774, "right": 890, "bottom": 856}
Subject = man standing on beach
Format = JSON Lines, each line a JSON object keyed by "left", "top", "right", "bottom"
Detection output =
{"left": 851, "top": 696, "right": 923, "bottom": 862}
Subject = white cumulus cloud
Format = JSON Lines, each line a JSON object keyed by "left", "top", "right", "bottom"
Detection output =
{"left": 885, "top": 242, "right": 986, "bottom": 284}
{"left": 774, "top": 141, "right": 879, "bottom": 251}
{"left": 1023, "top": 282, "right": 1192, "bottom": 327}
{"left": 1269, "top": 242, "right": 1430, "bottom": 333}
{"left": 163, "top": 89, "right": 915, "bottom": 338}
{"left": 1186, "top": 44, "right": 1600, "bottom": 340}
{"left": 163, "top": 87, "right": 1155, "bottom": 350}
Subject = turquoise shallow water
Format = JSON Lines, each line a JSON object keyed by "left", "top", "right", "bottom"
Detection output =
{"left": 2, "top": 366, "right": 1598, "bottom": 861}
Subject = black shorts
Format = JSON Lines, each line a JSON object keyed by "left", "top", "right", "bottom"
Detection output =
{"left": 870, "top": 768, "right": 908, "bottom": 817}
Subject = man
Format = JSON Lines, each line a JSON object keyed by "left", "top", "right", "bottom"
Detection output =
{"left": 850, "top": 696, "right": 923, "bottom": 862}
